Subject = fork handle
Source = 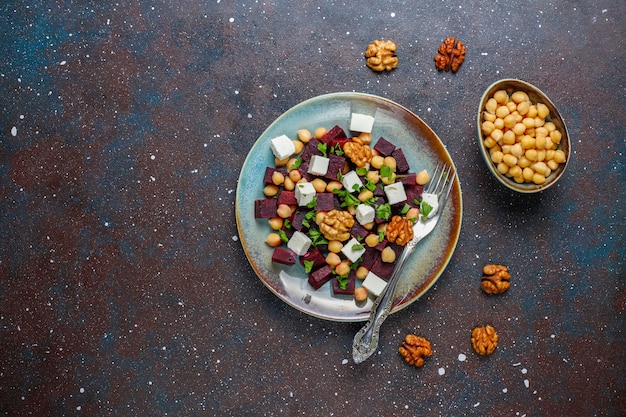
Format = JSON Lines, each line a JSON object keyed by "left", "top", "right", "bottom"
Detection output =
{"left": 352, "top": 239, "right": 417, "bottom": 364}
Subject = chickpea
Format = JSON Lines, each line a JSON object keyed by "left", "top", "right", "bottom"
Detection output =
{"left": 356, "top": 266, "right": 369, "bottom": 280}
{"left": 358, "top": 189, "right": 374, "bottom": 203}
{"left": 517, "top": 156, "right": 531, "bottom": 168}
{"left": 527, "top": 105, "right": 538, "bottom": 118}
{"left": 283, "top": 176, "right": 295, "bottom": 191}
{"left": 482, "top": 120, "right": 495, "bottom": 136}
{"left": 315, "top": 211, "right": 326, "bottom": 225}
{"left": 362, "top": 222, "right": 374, "bottom": 230}
{"left": 511, "top": 143, "right": 523, "bottom": 159}
{"left": 511, "top": 90, "right": 530, "bottom": 103}
{"left": 335, "top": 261, "right": 351, "bottom": 276}
{"left": 547, "top": 159, "right": 560, "bottom": 171}
{"left": 535, "top": 135, "right": 547, "bottom": 150}
{"left": 381, "top": 172, "right": 397, "bottom": 185}
{"left": 276, "top": 204, "right": 292, "bottom": 219}
{"left": 491, "top": 129, "right": 504, "bottom": 143}
{"left": 292, "top": 140, "right": 304, "bottom": 154}
{"left": 288, "top": 169, "right": 302, "bottom": 182}
{"left": 508, "top": 165, "right": 522, "bottom": 178}
{"left": 493, "top": 90, "right": 508, "bottom": 104}
{"left": 265, "top": 233, "right": 283, "bottom": 247}
{"left": 525, "top": 149, "right": 538, "bottom": 161}
{"left": 297, "top": 129, "right": 312, "bottom": 143}
{"left": 311, "top": 178, "right": 327, "bottom": 193}
{"left": 483, "top": 111, "right": 496, "bottom": 122}
{"left": 383, "top": 156, "right": 397, "bottom": 172}
{"left": 516, "top": 101, "right": 530, "bottom": 116}
{"left": 532, "top": 173, "right": 546, "bottom": 185}
{"left": 366, "top": 170, "right": 380, "bottom": 184}
{"left": 537, "top": 102, "right": 550, "bottom": 119}
{"left": 491, "top": 150, "right": 504, "bottom": 164}
{"left": 553, "top": 150, "right": 566, "bottom": 163}
{"left": 495, "top": 105, "right": 510, "bottom": 119}
{"left": 533, "top": 161, "right": 550, "bottom": 176}
{"left": 521, "top": 135, "right": 536, "bottom": 149}
{"left": 494, "top": 118, "right": 505, "bottom": 130}
{"left": 484, "top": 136, "right": 497, "bottom": 149}
{"left": 326, "top": 180, "right": 342, "bottom": 193}
{"left": 370, "top": 155, "right": 384, "bottom": 170}
{"left": 485, "top": 98, "right": 498, "bottom": 113}
{"left": 550, "top": 130, "right": 562, "bottom": 144}
{"left": 415, "top": 169, "right": 430, "bottom": 185}
{"left": 325, "top": 252, "right": 341, "bottom": 267}
{"left": 502, "top": 130, "right": 516, "bottom": 145}
{"left": 354, "top": 286, "right": 368, "bottom": 302}
{"left": 502, "top": 154, "right": 518, "bottom": 167}
{"left": 271, "top": 171, "right": 284, "bottom": 185}
{"left": 275, "top": 157, "right": 289, "bottom": 167}
{"left": 268, "top": 217, "right": 284, "bottom": 230}
{"left": 357, "top": 132, "right": 373, "bottom": 145}
{"left": 522, "top": 167, "right": 535, "bottom": 182}
{"left": 314, "top": 127, "right": 327, "bottom": 139}
{"left": 512, "top": 122, "right": 526, "bottom": 136}
{"left": 406, "top": 207, "right": 419, "bottom": 222}
{"left": 263, "top": 184, "right": 279, "bottom": 197}
{"left": 497, "top": 162, "right": 509, "bottom": 175}
{"left": 365, "top": 234, "right": 380, "bottom": 247}
{"left": 381, "top": 246, "right": 396, "bottom": 263}
{"left": 287, "top": 158, "right": 300, "bottom": 171}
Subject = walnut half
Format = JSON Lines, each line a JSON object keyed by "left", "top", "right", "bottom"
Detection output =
{"left": 365, "top": 39, "right": 398, "bottom": 72}
{"left": 399, "top": 334, "right": 432, "bottom": 367}
{"left": 319, "top": 209, "right": 354, "bottom": 242}
{"left": 385, "top": 215, "right": 414, "bottom": 246}
{"left": 434, "top": 37, "right": 466, "bottom": 73}
{"left": 471, "top": 325, "right": 498, "bottom": 355}
{"left": 481, "top": 264, "right": 511, "bottom": 294}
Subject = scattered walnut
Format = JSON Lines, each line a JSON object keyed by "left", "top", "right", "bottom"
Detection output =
{"left": 319, "top": 209, "right": 354, "bottom": 242}
{"left": 481, "top": 264, "right": 511, "bottom": 294}
{"left": 343, "top": 141, "right": 373, "bottom": 168}
{"left": 471, "top": 325, "right": 498, "bottom": 355}
{"left": 399, "top": 334, "right": 433, "bottom": 367}
{"left": 365, "top": 39, "right": 398, "bottom": 72}
{"left": 434, "top": 37, "right": 466, "bottom": 73}
{"left": 385, "top": 215, "right": 414, "bottom": 246}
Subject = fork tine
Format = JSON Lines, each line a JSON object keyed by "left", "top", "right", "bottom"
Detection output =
{"left": 425, "top": 163, "right": 442, "bottom": 194}
{"left": 438, "top": 166, "right": 456, "bottom": 212}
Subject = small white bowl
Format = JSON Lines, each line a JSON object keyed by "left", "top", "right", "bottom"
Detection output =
{"left": 477, "top": 78, "right": 571, "bottom": 193}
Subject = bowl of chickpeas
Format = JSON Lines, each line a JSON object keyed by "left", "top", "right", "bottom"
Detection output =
{"left": 477, "top": 78, "right": 570, "bottom": 193}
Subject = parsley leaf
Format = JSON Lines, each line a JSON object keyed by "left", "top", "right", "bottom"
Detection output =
{"left": 309, "top": 228, "right": 328, "bottom": 246}
{"left": 376, "top": 203, "right": 391, "bottom": 220}
{"left": 335, "top": 274, "right": 348, "bottom": 290}
{"left": 278, "top": 229, "right": 289, "bottom": 244}
{"left": 420, "top": 200, "right": 434, "bottom": 219}
{"left": 380, "top": 165, "right": 394, "bottom": 181}
{"left": 290, "top": 158, "right": 302, "bottom": 169}
{"left": 351, "top": 243, "right": 364, "bottom": 251}
{"left": 303, "top": 260, "right": 314, "bottom": 274}
{"left": 317, "top": 143, "right": 328, "bottom": 157}
{"left": 306, "top": 196, "right": 317, "bottom": 209}
{"left": 356, "top": 167, "right": 368, "bottom": 176}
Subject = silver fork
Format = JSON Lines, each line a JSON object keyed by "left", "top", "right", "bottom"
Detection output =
{"left": 352, "top": 163, "right": 456, "bottom": 364}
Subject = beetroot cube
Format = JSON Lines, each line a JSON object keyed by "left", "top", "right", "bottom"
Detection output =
{"left": 299, "top": 246, "right": 326, "bottom": 271}
{"left": 271, "top": 247, "right": 297, "bottom": 265}
{"left": 391, "top": 148, "right": 410, "bottom": 173}
{"left": 323, "top": 154, "right": 346, "bottom": 181}
{"left": 277, "top": 190, "right": 297, "bottom": 205}
{"left": 350, "top": 222, "right": 370, "bottom": 240}
{"left": 319, "top": 125, "right": 347, "bottom": 144}
{"left": 308, "top": 265, "right": 333, "bottom": 290}
{"left": 373, "top": 137, "right": 395, "bottom": 156}
{"left": 254, "top": 198, "right": 277, "bottom": 218}
{"left": 332, "top": 271, "right": 356, "bottom": 295}
{"left": 290, "top": 210, "right": 307, "bottom": 231}
{"left": 301, "top": 139, "right": 323, "bottom": 162}
{"left": 398, "top": 173, "right": 417, "bottom": 186}
{"left": 404, "top": 184, "right": 423, "bottom": 207}
{"left": 361, "top": 248, "right": 379, "bottom": 269}
{"left": 315, "top": 193, "right": 335, "bottom": 211}
{"left": 370, "top": 256, "right": 395, "bottom": 279}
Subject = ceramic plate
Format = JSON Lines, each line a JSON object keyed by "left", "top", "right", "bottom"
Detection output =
{"left": 236, "top": 92, "right": 462, "bottom": 322}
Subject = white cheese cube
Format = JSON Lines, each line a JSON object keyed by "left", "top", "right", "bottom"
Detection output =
{"left": 341, "top": 237, "right": 366, "bottom": 263}
{"left": 287, "top": 231, "right": 312, "bottom": 256}
{"left": 420, "top": 192, "right": 440, "bottom": 219}
{"left": 308, "top": 155, "right": 330, "bottom": 176}
{"left": 350, "top": 112, "right": 375, "bottom": 133}
{"left": 295, "top": 182, "right": 316, "bottom": 207}
{"left": 362, "top": 271, "right": 388, "bottom": 297}
{"left": 341, "top": 170, "right": 363, "bottom": 193}
{"left": 355, "top": 204, "right": 375, "bottom": 225}
{"left": 270, "top": 134, "right": 296, "bottom": 160}
{"left": 384, "top": 182, "right": 407, "bottom": 205}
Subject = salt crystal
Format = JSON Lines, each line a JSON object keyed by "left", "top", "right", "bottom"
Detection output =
{"left": 458, "top": 353, "right": 467, "bottom": 361}
{"left": 438, "top": 367, "right": 445, "bottom": 375}
{"left": 11, "top": 126, "right": 17, "bottom": 136}
{"left": 341, "top": 359, "right": 348, "bottom": 365}
{"left": 524, "top": 379, "right": 529, "bottom": 388}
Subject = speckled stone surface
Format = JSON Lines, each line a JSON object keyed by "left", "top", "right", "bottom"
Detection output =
{"left": 1, "top": 1, "right": 624, "bottom": 416}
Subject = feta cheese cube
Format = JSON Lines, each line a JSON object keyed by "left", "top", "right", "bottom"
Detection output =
{"left": 287, "top": 231, "right": 312, "bottom": 256}
{"left": 295, "top": 182, "right": 316, "bottom": 207}
{"left": 308, "top": 155, "right": 330, "bottom": 176}
{"left": 420, "top": 192, "right": 440, "bottom": 219}
{"left": 355, "top": 204, "right": 375, "bottom": 225}
{"left": 362, "top": 271, "right": 388, "bottom": 297}
{"left": 270, "top": 134, "right": 296, "bottom": 160}
{"left": 341, "top": 237, "right": 366, "bottom": 263}
{"left": 384, "top": 182, "right": 407, "bottom": 205}
{"left": 350, "top": 112, "right": 375, "bottom": 133}
{"left": 341, "top": 170, "right": 363, "bottom": 193}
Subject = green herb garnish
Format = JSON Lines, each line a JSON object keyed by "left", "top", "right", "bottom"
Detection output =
{"left": 420, "top": 200, "right": 434, "bottom": 219}
{"left": 278, "top": 229, "right": 289, "bottom": 244}
{"left": 304, "top": 260, "right": 314, "bottom": 273}
{"left": 376, "top": 202, "right": 391, "bottom": 220}
{"left": 317, "top": 143, "right": 328, "bottom": 157}
{"left": 380, "top": 165, "right": 394, "bottom": 181}
{"left": 290, "top": 157, "right": 302, "bottom": 169}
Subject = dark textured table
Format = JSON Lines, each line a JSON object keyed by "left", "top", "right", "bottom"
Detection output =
{"left": 1, "top": 1, "right": 624, "bottom": 416}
